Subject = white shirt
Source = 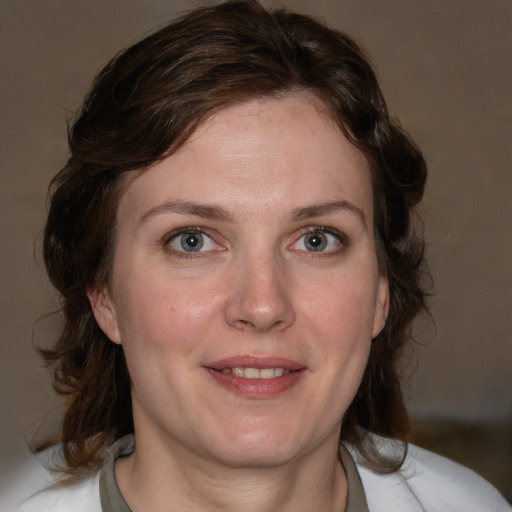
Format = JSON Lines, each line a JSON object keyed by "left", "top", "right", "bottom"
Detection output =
{"left": 11, "top": 437, "right": 512, "bottom": 512}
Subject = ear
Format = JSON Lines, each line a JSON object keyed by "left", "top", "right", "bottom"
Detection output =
{"left": 88, "top": 287, "right": 122, "bottom": 345}
{"left": 371, "top": 275, "right": 390, "bottom": 339}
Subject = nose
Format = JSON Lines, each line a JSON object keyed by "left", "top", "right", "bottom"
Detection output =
{"left": 224, "top": 253, "right": 296, "bottom": 333}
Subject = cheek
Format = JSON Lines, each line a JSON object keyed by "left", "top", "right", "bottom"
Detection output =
{"left": 301, "top": 275, "right": 379, "bottom": 340}
{"left": 114, "top": 270, "right": 222, "bottom": 357}
{"left": 297, "top": 281, "right": 374, "bottom": 425}
{"left": 298, "top": 271, "right": 378, "bottom": 386}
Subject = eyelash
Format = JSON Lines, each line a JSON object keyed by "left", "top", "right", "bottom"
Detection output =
{"left": 291, "top": 226, "right": 349, "bottom": 256}
{"left": 162, "top": 225, "right": 349, "bottom": 259}
{"left": 163, "top": 227, "right": 222, "bottom": 259}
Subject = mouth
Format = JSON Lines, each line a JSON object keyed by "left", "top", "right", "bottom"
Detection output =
{"left": 204, "top": 356, "right": 305, "bottom": 398}
{"left": 218, "top": 367, "right": 290, "bottom": 379}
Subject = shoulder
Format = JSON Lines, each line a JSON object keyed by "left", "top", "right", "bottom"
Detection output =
{"left": 352, "top": 437, "right": 511, "bottom": 512}
{"left": 16, "top": 472, "right": 101, "bottom": 512}
{"left": 400, "top": 443, "right": 511, "bottom": 511}
{"left": 3, "top": 445, "right": 102, "bottom": 512}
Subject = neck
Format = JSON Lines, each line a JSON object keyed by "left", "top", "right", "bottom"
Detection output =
{"left": 115, "top": 432, "right": 347, "bottom": 512}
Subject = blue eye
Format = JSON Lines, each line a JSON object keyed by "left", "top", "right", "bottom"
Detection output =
{"left": 179, "top": 232, "right": 204, "bottom": 252}
{"left": 167, "top": 230, "right": 218, "bottom": 254}
{"left": 304, "top": 232, "right": 328, "bottom": 251}
{"left": 293, "top": 229, "right": 343, "bottom": 253}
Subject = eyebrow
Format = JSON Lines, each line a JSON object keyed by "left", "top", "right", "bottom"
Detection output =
{"left": 139, "top": 199, "right": 366, "bottom": 226}
{"left": 140, "top": 200, "right": 234, "bottom": 225}
{"left": 291, "top": 200, "right": 366, "bottom": 225}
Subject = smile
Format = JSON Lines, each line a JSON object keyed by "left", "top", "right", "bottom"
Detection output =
{"left": 205, "top": 357, "right": 305, "bottom": 398}
{"left": 220, "top": 367, "right": 290, "bottom": 379}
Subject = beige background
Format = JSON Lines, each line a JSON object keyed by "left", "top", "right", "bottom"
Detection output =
{"left": 1, "top": 0, "right": 511, "bottom": 501}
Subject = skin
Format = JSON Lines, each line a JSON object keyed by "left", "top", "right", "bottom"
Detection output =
{"left": 90, "top": 93, "right": 389, "bottom": 512}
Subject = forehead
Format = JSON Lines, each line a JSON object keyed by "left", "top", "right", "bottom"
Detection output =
{"left": 118, "top": 94, "right": 373, "bottom": 224}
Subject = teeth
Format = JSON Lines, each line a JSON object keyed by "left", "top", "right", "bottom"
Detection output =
{"left": 245, "top": 367, "right": 260, "bottom": 379}
{"left": 232, "top": 367, "right": 244, "bottom": 377}
{"left": 259, "top": 368, "right": 275, "bottom": 379}
{"left": 225, "top": 367, "right": 289, "bottom": 379}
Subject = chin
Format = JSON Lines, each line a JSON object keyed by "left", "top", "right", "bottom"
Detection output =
{"left": 203, "top": 420, "right": 317, "bottom": 469}
{"left": 212, "top": 441, "right": 299, "bottom": 469}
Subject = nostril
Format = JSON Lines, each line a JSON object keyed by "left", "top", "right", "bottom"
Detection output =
{"left": 223, "top": 271, "right": 296, "bottom": 332}
{"left": 232, "top": 319, "right": 256, "bottom": 330}
{"left": 231, "top": 317, "right": 288, "bottom": 333}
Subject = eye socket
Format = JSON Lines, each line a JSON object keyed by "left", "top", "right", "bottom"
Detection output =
{"left": 291, "top": 228, "right": 344, "bottom": 254}
{"left": 166, "top": 229, "right": 220, "bottom": 255}
{"left": 165, "top": 227, "right": 344, "bottom": 256}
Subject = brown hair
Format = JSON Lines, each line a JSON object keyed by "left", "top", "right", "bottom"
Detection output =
{"left": 42, "top": 0, "right": 427, "bottom": 475}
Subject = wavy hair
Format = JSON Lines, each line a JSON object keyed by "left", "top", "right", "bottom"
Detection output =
{"left": 41, "top": 0, "right": 428, "bottom": 475}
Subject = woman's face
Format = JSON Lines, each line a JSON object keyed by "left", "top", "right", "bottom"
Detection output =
{"left": 92, "top": 94, "right": 388, "bottom": 469}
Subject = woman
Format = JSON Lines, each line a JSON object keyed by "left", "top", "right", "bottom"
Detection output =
{"left": 17, "top": 1, "right": 511, "bottom": 511}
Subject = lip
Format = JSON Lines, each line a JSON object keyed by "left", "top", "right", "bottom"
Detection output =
{"left": 206, "top": 356, "right": 304, "bottom": 371}
{"left": 204, "top": 355, "right": 306, "bottom": 398}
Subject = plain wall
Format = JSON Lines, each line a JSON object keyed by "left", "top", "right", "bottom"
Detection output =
{"left": 1, "top": 0, "right": 511, "bottom": 498}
